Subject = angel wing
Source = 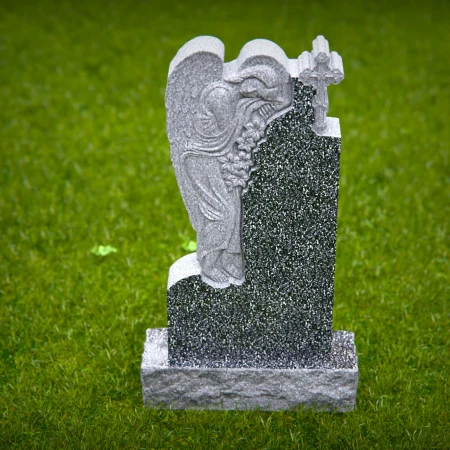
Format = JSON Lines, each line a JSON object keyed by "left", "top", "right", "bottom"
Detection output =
{"left": 165, "top": 36, "right": 225, "bottom": 231}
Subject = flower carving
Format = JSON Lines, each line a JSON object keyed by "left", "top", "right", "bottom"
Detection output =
{"left": 219, "top": 118, "right": 266, "bottom": 191}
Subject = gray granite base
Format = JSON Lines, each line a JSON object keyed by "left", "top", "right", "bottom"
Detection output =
{"left": 141, "top": 329, "right": 358, "bottom": 412}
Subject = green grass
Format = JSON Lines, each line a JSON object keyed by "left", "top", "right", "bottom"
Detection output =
{"left": 0, "top": 0, "right": 448, "bottom": 448}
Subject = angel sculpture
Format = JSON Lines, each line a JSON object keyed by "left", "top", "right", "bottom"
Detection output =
{"left": 166, "top": 37, "right": 293, "bottom": 288}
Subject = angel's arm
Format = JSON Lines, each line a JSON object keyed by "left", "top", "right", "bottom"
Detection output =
{"left": 203, "top": 86, "right": 236, "bottom": 131}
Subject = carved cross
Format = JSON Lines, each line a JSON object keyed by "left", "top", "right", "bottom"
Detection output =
{"left": 298, "top": 35, "right": 344, "bottom": 134}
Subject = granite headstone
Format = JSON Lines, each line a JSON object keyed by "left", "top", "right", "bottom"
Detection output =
{"left": 141, "top": 35, "right": 358, "bottom": 411}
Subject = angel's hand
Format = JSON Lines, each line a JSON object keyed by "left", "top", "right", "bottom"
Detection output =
{"left": 259, "top": 103, "right": 274, "bottom": 120}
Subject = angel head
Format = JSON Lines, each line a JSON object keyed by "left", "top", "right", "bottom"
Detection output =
{"left": 224, "top": 56, "right": 292, "bottom": 110}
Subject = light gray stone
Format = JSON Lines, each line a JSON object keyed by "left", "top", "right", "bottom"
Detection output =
{"left": 166, "top": 36, "right": 294, "bottom": 289}
{"left": 141, "top": 328, "right": 358, "bottom": 411}
{"left": 167, "top": 252, "right": 200, "bottom": 290}
{"left": 298, "top": 35, "right": 344, "bottom": 135}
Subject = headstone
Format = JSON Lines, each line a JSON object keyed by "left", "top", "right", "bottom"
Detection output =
{"left": 141, "top": 36, "right": 358, "bottom": 411}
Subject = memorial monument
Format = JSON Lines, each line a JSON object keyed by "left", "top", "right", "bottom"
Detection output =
{"left": 141, "top": 35, "right": 358, "bottom": 411}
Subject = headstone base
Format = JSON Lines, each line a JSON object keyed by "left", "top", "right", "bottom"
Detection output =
{"left": 141, "top": 329, "right": 358, "bottom": 412}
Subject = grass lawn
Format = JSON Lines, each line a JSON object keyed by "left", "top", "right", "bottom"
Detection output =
{"left": 1, "top": 0, "right": 448, "bottom": 448}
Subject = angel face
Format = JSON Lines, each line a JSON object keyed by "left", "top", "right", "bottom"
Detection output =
{"left": 239, "top": 77, "right": 279, "bottom": 102}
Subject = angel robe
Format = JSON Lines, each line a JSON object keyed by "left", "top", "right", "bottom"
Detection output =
{"left": 182, "top": 81, "right": 269, "bottom": 271}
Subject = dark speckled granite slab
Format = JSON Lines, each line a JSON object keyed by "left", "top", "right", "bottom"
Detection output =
{"left": 168, "top": 80, "right": 341, "bottom": 369}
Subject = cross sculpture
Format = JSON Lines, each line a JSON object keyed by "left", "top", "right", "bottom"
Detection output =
{"left": 298, "top": 35, "right": 344, "bottom": 134}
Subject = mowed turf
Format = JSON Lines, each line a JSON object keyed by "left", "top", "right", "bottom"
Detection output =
{"left": 0, "top": 0, "right": 448, "bottom": 448}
